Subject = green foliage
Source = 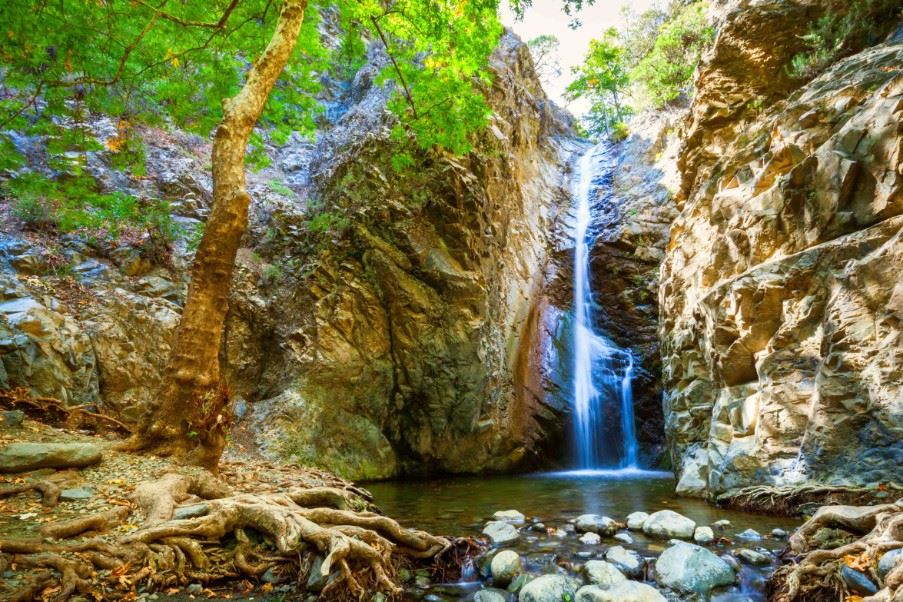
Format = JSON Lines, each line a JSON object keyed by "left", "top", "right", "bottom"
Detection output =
{"left": 261, "top": 262, "right": 284, "bottom": 284}
{"left": 610, "top": 121, "right": 630, "bottom": 142}
{"left": 0, "top": 0, "right": 507, "bottom": 187}
{"left": 268, "top": 179, "right": 294, "bottom": 197}
{"left": 619, "top": 4, "right": 670, "bottom": 67}
{"left": 185, "top": 222, "right": 205, "bottom": 254}
{"left": 566, "top": 28, "right": 631, "bottom": 139}
{"left": 631, "top": 2, "right": 714, "bottom": 108}
{"left": 348, "top": 0, "right": 503, "bottom": 155}
{"left": 786, "top": 0, "right": 894, "bottom": 79}
{"left": 308, "top": 210, "right": 350, "bottom": 234}
{"left": 3, "top": 170, "right": 175, "bottom": 245}
{"left": 390, "top": 152, "right": 415, "bottom": 173}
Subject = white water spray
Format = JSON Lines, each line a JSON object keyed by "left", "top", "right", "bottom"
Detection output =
{"left": 572, "top": 145, "right": 639, "bottom": 469}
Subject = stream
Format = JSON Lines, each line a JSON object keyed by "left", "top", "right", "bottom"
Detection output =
{"left": 368, "top": 471, "right": 799, "bottom": 601}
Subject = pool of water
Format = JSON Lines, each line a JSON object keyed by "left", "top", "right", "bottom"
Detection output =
{"left": 367, "top": 471, "right": 799, "bottom": 601}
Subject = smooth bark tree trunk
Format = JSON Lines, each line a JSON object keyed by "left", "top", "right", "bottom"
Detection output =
{"left": 126, "top": 0, "right": 308, "bottom": 467}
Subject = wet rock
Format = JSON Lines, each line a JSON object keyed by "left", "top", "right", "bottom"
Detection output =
{"left": 879, "top": 549, "right": 903, "bottom": 578}
{"left": 519, "top": 575, "right": 577, "bottom": 602}
{"left": 771, "top": 528, "right": 788, "bottom": 539}
{"left": 712, "top": 520, "right": 731, "bottom": 530}
{"left": 508, "top": 574, "right": 532, "bottom": 594}
{"left": 580, "top": 532, "right": 601, "bottom": 545}
{"left": 614, "top": 532, "right": 633, "bottom": 544}
{"left": 60, "top": 487, "right": 94, "bottom": 501}
{"left": 736, "top": 549, "right": 770, "bottom": 565}
{"left": 655, "top": 542, "right": 735, "bottom": 596}
{"left": 694, "top": 526, "right": 714, "bottom": 544}
{"left": 841, "top": 565, "right": 878, "bottom": 596}
{"left": 494, "top": 510, "right": 526, "bottom": 524}
{"left": 575, "top": 514, "right": 621, "bottom": 536}
{"left": 626, "top": 512, "right": 649, "bottom": 530}
{"left": 484, "top": 521, "right": 520, "bottom": 545}
{"left": 475, "top": 589, "right": 509, "bottom": 602}
{"left": 0, "top": 442, "right": 103, "bottom": 472}
{"left": 306, "top": 556, "right": 326, "bottom": 592}
{"left": 642, "top": 510, "right": 696, "bottom": 539}
{"left": 531, "top": 523, "right": 546, "bottom": 532}
{"left": 604, "top": 546, "right": 643, "bottom": 578}
{"left": 583, "top": 560, "right": 627, "bottom": 587}
{"left": 737, "top": 529, "right": 762, "bottom": 541}
{"left": 720, "top": 553, "right": 741, "bottom": 573}
{"left": 675, "top": 447, "right": 708, "bottom": 497}
{"left": 577, "top": 582, "right": 665, "bottom": 602}
{"left": 490, "top": 550, "right": 522, "bottom": 586}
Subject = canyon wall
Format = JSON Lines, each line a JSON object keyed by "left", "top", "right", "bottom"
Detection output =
{"left": 0, "top": 33, "right": 581, "bottom": 479}
{"left": 661, "top": 0, "right": 903, "bottom": 496}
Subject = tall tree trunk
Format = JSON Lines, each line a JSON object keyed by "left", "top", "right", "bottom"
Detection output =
{"left": 126, "top": 0, "right": 308, "bottom": 467}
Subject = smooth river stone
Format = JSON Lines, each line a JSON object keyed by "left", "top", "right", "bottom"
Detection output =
{"left": 519, "top": 575, "right": 578, "bottom": 602}
{"left": 494, "top": 509, "right": 526, "bottom": 524}
{"left": 577, "top": 582, "right": 666, "bottom": 602}
{"left": 483, "top": 521, "right": 520, "bottom": 544}
{"left": 583, "top": 560, "right": 627, "bottom": 587}
{"left": 642, "top": 510, "right": 696, "bottom": 539}
{"left": 655, "top": 541, "right": 735, "bottom": 595}
{"left": 0, "top": 442, "right": 103, "bottom": 473}
{"left": 490, "top": 550, "right": 522, "bottom": 586}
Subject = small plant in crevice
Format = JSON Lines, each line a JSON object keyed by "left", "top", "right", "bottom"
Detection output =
{"left": 787, "top": 0, "right": 901, "bottom": 79}
{"left": 261, "top": 262, "right": 284, "bottom": 284}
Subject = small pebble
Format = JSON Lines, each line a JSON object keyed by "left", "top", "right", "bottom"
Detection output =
{"left": 580, "top": 532, "right": 602, "bottom": 545}
{"left": 712, "top": 519, "right": 731, "bottom": 530}
{"left": 186, "top": 583, "right": 203, "bottom": 595}
{"left": 694, "top": 526, "right": 714, "bottom": 544}
{"left": 614, "top": 532, "right": 633, "bottom": 544}
{"left": 737, "top": 528, "right": 762, "bottom": 540}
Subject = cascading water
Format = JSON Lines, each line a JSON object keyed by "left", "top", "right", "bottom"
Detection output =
{"left": 571, "top": 145, "right": 639, "bottom": 470}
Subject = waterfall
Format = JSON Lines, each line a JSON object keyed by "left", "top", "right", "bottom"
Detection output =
{"left": 571, "top": 145, "right": 639, "bottom": 470}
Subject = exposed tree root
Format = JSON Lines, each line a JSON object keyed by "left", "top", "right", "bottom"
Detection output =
{"left": 0, "top": 472, "right": 455, "bottom": 601}
{"left": 0, "top": 479, "right": 61, "bottom": 507}
{"left": 717, "top": 483, "right": 901, "bottom": 516}
{"left": 0, "top": 469, "right": 81, "bottom": 507}
{"left": 0, "top": 387, "right": 132, "bottom": 435}
{"left": 40, "top": 507, "right": 131, "bottom": 540}
{"left": 768, "top": 500, "right": 903, "bottom": 602}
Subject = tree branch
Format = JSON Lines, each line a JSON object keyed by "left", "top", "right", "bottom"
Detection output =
{"left": 133, "top": 0, "right": 241, "bottom": 29}
{"left": 369, "top": 15, "right": 418, "bottom": 119}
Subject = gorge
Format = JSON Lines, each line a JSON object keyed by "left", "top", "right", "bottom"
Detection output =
{"left": 1, "top": 0, "right": 903, "bottom": 600}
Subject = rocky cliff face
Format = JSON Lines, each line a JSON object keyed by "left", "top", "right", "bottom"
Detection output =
{"left": 0, "top": 33, "right": 580, "bottom": 480}
{"left": 661, "top": 1, "right": 903, "bottom": 496}
{"left": 586, "top": 115, "right": 681, "bottom": 461}
{"left": 239, "top": 34, "right": 579, "bottom": 478}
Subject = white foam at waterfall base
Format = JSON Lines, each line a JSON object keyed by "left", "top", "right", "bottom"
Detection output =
{"left": 571, "top": 144, "right": 639, "bottom": 470}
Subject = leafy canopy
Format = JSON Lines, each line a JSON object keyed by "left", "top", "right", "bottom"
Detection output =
{"left": 631, "top": 1, "right": 714, "bottom": 107}
{"left": 565, "top": 28, "right": 630, "bottom": 138}
{"left": 0, "top": 0, "right": 507, "bottom": 244}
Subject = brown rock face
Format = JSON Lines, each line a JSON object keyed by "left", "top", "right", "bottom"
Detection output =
{"left": 241, "top": 35, "right": 579, "bottom": 478}
{"left": 661, "top": 3, "right": 903, "bottom": 496}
